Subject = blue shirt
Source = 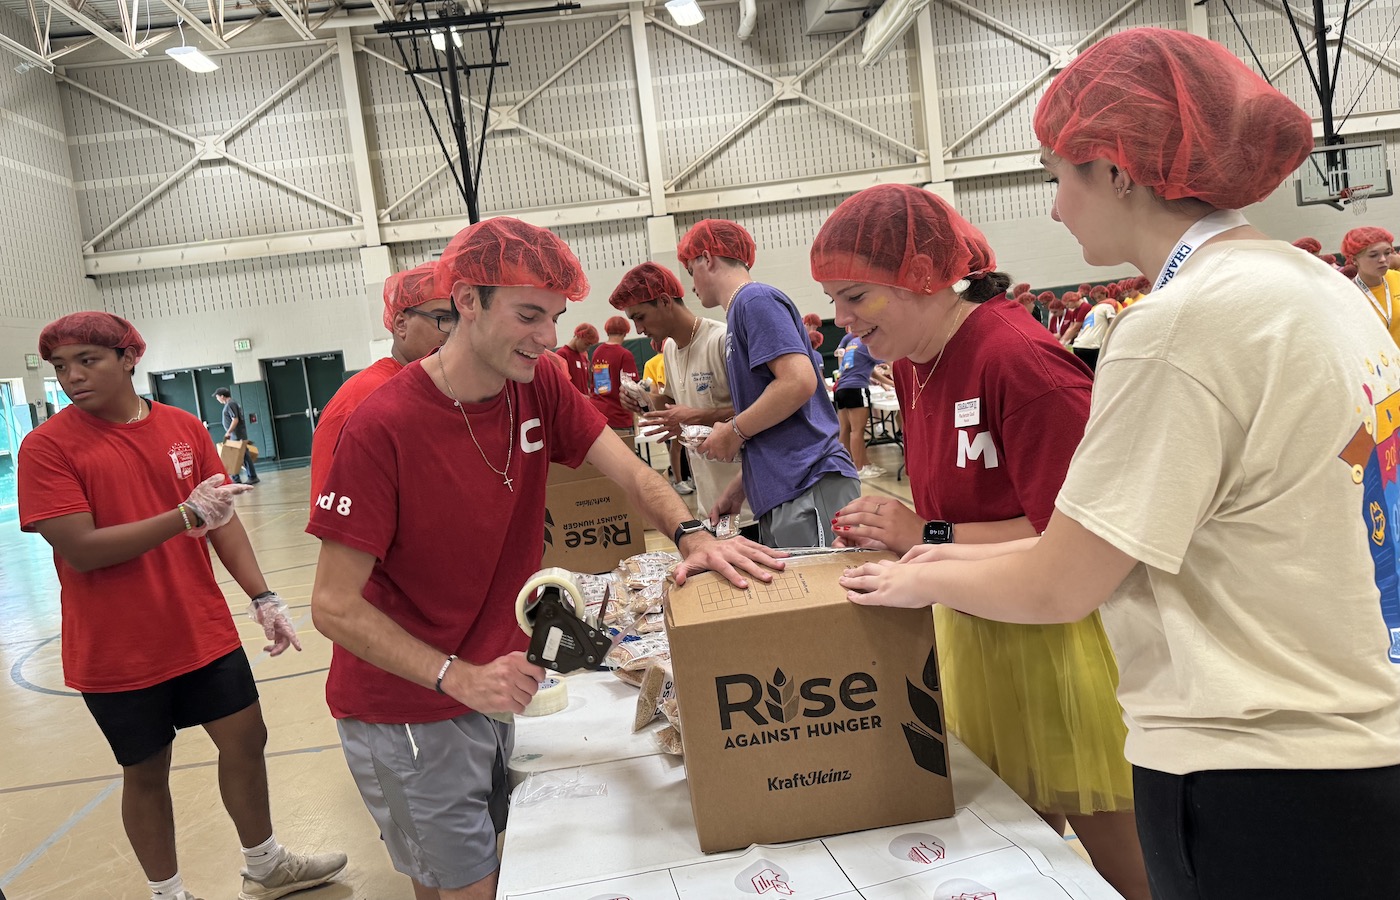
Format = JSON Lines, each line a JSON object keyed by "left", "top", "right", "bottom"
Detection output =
{"left": 836, "top": 333, "right": 879, "bottom": 390}
{"left": 725, "top": 283, "right": 856, "bottom": 518}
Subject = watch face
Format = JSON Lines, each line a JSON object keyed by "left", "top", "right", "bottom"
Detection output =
{"left": 923, "top": 521, "right": 953, "bottom": 544}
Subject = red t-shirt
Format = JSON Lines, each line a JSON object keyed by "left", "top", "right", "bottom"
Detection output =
{"left": 588, "top": 341, "right": 639, "bottom": 428}
{"left": 306, "top": 357, "right": 607, "bottom": 724}
{"left": 17, "top": 403, "right": 241, "bottom": 692}
{"left": 894, "top": 297, "right": 1093, "bottom": 531}
{"left": 556, "top": 344, "right": 592, "bottom": 395}
{"left": 309, "top": 356, "right": 404, "bottom": 504}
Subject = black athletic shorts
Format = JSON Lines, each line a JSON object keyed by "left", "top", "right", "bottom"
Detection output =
{"left": 83, "top": 648, "right": 259, "bottom": 767}
{"left": 833, "top": 387, "right": 870, "bottom": 410}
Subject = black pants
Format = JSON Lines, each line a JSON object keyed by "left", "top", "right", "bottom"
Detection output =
{"left": 1134, "top": 763, "right": 1400, "bottom": 899}
{"left": 1072, "top": 346, "right": 1100, "bottom": 372}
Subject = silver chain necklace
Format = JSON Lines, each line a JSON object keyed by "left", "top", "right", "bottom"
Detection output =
{"left": 439, "top": 354, "right": 514, "bottom": 492}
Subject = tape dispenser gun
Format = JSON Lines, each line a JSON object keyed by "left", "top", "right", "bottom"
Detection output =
{"left": 514, "top": 568, "right": 616, "bottom": 674}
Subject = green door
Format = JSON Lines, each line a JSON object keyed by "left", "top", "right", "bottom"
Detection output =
{"left": 304, "top": 352, "right": 345, "bottom": 426}
{"left": 149, "top": 370, "right": 199, "bottom": 419}
{"left": 193, "top": 365, "right": 234, "bottom": 446}
{"left": 263, "top": 357, "right": 314, "bottom": 460}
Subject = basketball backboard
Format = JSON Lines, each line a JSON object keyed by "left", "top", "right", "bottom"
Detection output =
{"left": 1295, "top": 141, "right": 1393, "bottom": 212}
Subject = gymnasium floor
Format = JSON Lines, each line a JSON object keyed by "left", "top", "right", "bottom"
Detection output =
{"left": 0, "top": 441, "right": 1087, "bottom": 899}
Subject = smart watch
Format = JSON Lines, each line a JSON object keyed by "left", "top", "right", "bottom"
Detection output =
{"left": 922, "top": 520, "right": 955, "bottom": 544}
{"left": 673, "top": 519, "right": 707, "bottom": 547}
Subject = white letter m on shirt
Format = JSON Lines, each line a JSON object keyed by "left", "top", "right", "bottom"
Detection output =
{"left": 957, "top": 430, "right": 999, "bottom": 469}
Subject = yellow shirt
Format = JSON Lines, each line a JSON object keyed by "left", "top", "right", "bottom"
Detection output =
{"left": 643, "top": 352, "right": 665, "bottom": 390}
{"left": 1362, "top": 269, "right": 1400, "bottom": 348}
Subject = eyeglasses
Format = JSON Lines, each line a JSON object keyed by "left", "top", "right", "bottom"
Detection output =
{"left": 405, "top": 308, "right": 458, "bottom": 334}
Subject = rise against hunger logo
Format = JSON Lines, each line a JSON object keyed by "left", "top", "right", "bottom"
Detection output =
{"left": 1340, "top": 349, "right": 1400, "bottom": 663}
{"left": 167, "top": 441, "right": 194, "bottom": 479}
{"left": 902, "top": 645, "right": 948, "bottom": 776}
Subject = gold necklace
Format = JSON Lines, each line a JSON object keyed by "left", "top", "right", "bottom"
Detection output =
{"left": 680, "top": 314, "right": 701, "bottom": 349}
{"left": 911, "top": 302, "right": 969, "bottom": 411}
{"left": 126, "top": 399, "right": 146, "bottom": 424}
{"left": 439, "top": 354, "right": 515, "bottom": 491}
{"left": 723, "top": 282, "right": 747, "bottom": 313}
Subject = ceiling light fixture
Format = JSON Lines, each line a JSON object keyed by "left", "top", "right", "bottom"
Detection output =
{"left": 165, "top": 18, "right": 219, "bottom": 72}
{"left": 665, "top": 0, "right": 704, "bottom": 27}
{"left": 431, "top": 27, "right": 463, "bottom": 51}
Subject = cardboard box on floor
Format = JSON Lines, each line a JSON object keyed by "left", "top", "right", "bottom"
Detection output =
{"left": 666, "top": 550, "right": 953, "bottom": 852}
{"left": 542, "top": 461, "right": 646, "bottom": 574}
{"left": 218, "top": 440, "right": 246, "bottom": 476}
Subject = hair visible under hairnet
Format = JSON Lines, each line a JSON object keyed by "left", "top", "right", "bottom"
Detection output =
{"left": 1341, "top": 226, "right": 1394, "bottom": 261}
{"left": 39, "top": 311, "right": 146, "bottom": 364}
{"left": 604, "top": 315, "right": 630, "bottom": 336}
{"left": 677, "top": 219, "right": 757, "bottom": 268}
{"left": 383, "top": 261, "right": 442, "bottom": 331}
{"left": 609, "top": 262, "right": 684, "bottom": 310}
{"left": 436, "top": 217, "right": 589, "bottom": 301}
{"left": 810, "top": 184, "right": 996, "bottom": 297}
{"left": 1034, "top": 28, "right": 1314, "bottom": 210}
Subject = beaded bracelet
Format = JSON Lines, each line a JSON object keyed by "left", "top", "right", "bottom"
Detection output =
{"left": 435, "top": 654, "right": 458, "bottom": 694}
{"left": 177, "top": 504, "right": 193, "bottom": 531}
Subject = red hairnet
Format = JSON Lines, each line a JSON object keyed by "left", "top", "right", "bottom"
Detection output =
{"left": 383, "top": 261, "right": 442, "bottom": 331}
{"left": 810, "top": 184, "right": 996, "bottom": 297}
{"left": 808, "top": 329, "right": 824, "bottom": 350}
{"left": 1341, "top": 264, "right": 1359, "bottom": 279}
{"left": 1078, "top": 283, "right": 1091, "bottom": 294}
{"left": 39, "top": 311, "right": 146, "bottom": 364}
{"left": 1012, "top": 282, "right": 1031, "bottom": 296}
{"left": 1342, "top": 227, "right": 1394, "bottom": 261}
{"left": 1064, "top": 292, "right": 1081, "bottom": 304}
{"left": 1292, "top": 237, "right": 1323, "bottom": 254}
{"left": 604, "top": 316, "right": 630, "bottom": 336}
{"left": 1037, "top": 291, "right": 1055, "bottom": 302}
{"left": 677, "top": 219, "right": 756, "bottom": 268}
{"left": 802, "top": 313, "right": 823, "bottom": 329}
{"left": 609, "top": 262, "right": 684, "bottom": 310}
{"left": 436, "top": 217, "right": 589, "bottom": 302}
{"left": 573, "top": 322, "right": 599, "bottom": 345}
{"left": 1014, "top": 292, "right": 1035, "bottom": 305}
{"left": 1034, "top": 28, "right": 1313, "bottom": 210}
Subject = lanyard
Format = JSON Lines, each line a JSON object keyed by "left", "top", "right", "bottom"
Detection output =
{"left": 1355, "top": 274, "right": 1393, "bottom": 326}
{"left": 1152, "top": 209, "right": 1250, "bottom": 292}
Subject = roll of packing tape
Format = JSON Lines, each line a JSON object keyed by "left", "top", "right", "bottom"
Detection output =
{"left": 515, "top": 567, "right": 587, "bottom": 636}
{"left": 520, "top": 677, "right": 568, "bottom": 717}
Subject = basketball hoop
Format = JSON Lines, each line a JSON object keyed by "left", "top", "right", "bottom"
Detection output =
{"left": 1339, "top": 184, "right": 1376, "bottom": 215}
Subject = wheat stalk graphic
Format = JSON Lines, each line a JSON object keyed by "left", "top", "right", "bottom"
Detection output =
{"left": 765, "top": 668, "right": 799, "bottom": 723}
{"left": 902, "top": 646, "right": 947, "bottom": 776}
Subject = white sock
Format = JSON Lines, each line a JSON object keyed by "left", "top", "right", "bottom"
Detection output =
{"left": 241, "top": 833, "right": 286, "bottom": 880}
{"left": 149, "top": 872, "right": 185, "bottom": 899}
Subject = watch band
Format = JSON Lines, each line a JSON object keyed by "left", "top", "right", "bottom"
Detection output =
{"left": 673, "top": 519, "right": 706, "bottom": 547}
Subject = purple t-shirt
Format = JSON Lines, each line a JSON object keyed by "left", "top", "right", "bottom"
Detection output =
{"left": 836, "top": 333, "right": 879, "bottom": 390}
{"left": 725, "top": 283, "right": 857, "bottom": 518}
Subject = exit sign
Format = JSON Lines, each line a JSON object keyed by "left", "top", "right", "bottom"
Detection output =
{"left": 25, "top": 353, "right": 40, "bottom": 369}
{"left": 234, "top": 338, "right": 252, "bottom": 352}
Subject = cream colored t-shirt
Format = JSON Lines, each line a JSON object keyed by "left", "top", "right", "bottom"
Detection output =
{"left": 663, "top": 317, "right": 753, "bottom": 526}
{"left": 1057, "top": 240, "right": 1400, "bottom": 775}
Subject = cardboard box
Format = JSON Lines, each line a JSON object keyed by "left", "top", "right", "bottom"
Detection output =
{"left": 666, "top": 551, "right": 953, "bottom": 852}
{"left": 218, "top": 440, "right": 246, "bottom": 476}
{"left": 542, "top": 461, "right": 646, "bottom": 574}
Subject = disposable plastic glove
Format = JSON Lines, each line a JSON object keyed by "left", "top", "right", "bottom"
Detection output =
{"left": 182, "top": 474, "right": 253, "bottom": 535}
{"left": 248, "top": 591, "right": 302, "bottom": 656}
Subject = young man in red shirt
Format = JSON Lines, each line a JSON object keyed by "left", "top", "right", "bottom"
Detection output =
{"left": 308, "top": 218, "right": 783, "bottom": 900}
{"left": 589, "top": 315, "right": 639, "bottom": 431}
{"left": 555, "top": 322, "right": 597, "bottom": 395}
{"left": 18, "top": 312, "right": 346, "bottom": 900}
{"left": 309, "top": 261, "right": 453, "bottom": 503}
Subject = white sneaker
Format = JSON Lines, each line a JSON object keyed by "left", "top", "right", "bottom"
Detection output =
{"left": 858, "top": 465, "right": 886, "bottom": 480}
{"left": 239, "top": 849, "right": 348, "bottom": 900}
{"left": 675, "top": 479, "right": 695, "bottom": 495}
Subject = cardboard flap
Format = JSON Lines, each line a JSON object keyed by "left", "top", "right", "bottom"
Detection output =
{"left": 665, "top": 550, "right": 895, "bottom": 628}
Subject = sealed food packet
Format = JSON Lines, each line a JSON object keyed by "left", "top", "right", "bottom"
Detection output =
{"left": 678, "top": 424, "right": 712, "bottom": 451}
{"left": 620, "top": 372, "right": 653, "bottom": 411}
{"left": 632, "top": 659, "right": 675, "bottom": 732}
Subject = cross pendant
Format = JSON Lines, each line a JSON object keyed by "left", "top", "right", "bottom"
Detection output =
{"left": 503, "top": 474, "right": 514, "bottom": 492}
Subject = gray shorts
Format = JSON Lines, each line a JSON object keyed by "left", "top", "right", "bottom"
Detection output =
{"left": 337, "top": 713, "right": 513, "bottom": 891}
{"left": 759, "top": 471, "right": 861, "bottom": 549}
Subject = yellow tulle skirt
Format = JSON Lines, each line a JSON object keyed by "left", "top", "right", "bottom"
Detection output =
{"left": 935, "top": 605, "right": 1134, "bottom": 816}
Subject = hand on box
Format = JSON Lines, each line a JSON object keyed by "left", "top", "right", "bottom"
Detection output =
{"left": 839, "top": 558, "right": 930, "bottom": 608}
{"left": 444, "top": 651, "right": 546, "bottom": 714}
{"left": 183, "top": 474, "right": 253, "bottom": 534}
{"left": 673, "top": 534, "right": 786, "bottom": 590}
{"left": 831, "top": 496, "right": 922, "bottom": 555}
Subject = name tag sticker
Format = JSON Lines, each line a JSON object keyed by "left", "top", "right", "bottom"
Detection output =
{"left": 954, "top": 398, "right": 980, "bottom": 428}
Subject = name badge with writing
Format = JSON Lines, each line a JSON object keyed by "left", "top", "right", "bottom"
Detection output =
{"left": 954, "top": 398, "right": 980, "bottom": 428}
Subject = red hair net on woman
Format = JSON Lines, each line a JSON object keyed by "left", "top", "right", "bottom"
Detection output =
{"left": 383, "top": 261, "right": 442, "bottom": 331}
{"left": 39, "top": 311, "right": 146, "bottom": 364}
{"left": 677, "top": 219, "right": 757, "bottom": 268}
{"left": 810, "top": 184, "right": 996, "bottom": 296}
{"left": 604, "top": 315, "right": 631, "bottom": 336}
{"left": 808, "top": 329, "right": 825, "bottom": 350}
{"left": 802, "top": 313, "right": 823, "bottom": 329}
{"left": 435, "top": 217, "right": 589, "bottom": 301}
{"left": 1012, "top": 282, "right": 1031, "bottom": 297}
{"left": 1034, "top": 28, "right": 1313, "bottom": 210}
{"left": 1292, "top": 237, "right": 1323, "bottom": 254}
{"left": 573, "top": 322, "right": 599, "bottom": 345}
{"left": 1341, "top": 227, "right": 1394, "bottom": 261}
{"left": 609, "top": 262, "right": 685, "bottom": 310}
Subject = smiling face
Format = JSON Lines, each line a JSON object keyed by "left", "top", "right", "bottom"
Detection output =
{"left": 822, "top": 279, "right": 941, "bottom": 363}
{"left": 453, "top": 284, "right": 568, "bottom": 388}
{"left": 48, "top": 343, "right": 138, "bottom": 419}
